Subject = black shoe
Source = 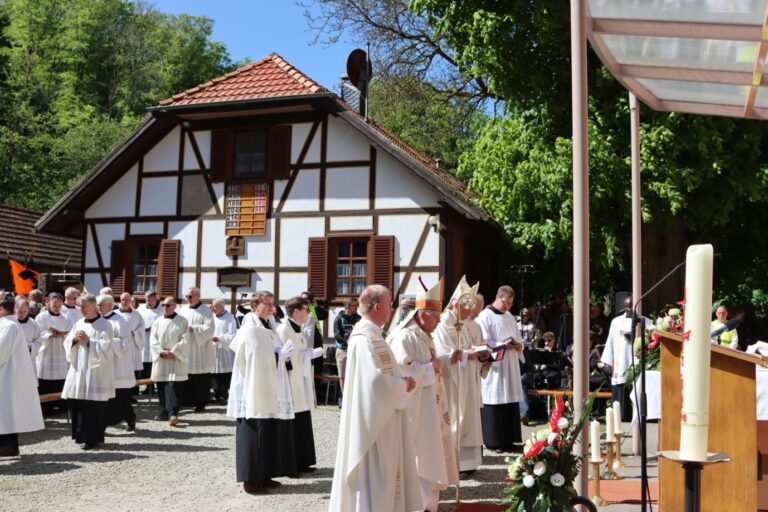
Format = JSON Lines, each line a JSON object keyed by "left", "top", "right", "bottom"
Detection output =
{"left": 0, "top": 445, "right": 20, "bottom": 457}
{"left": 301, "top": 466, "right": 317, "bottom": 473}
{"left": 521, "top": 415, "right": 533, "bottom": 426}
{"left": 194, "top": 405, "right": 206, "bottom": 412}
{"left": 127, "top": 418, "right": 136, "bottom": 432}
{"left": 459, "top": 470, "right": 476, "bottom": 480}
{"left": 264, "top": 479, "right": 282, "bottom": 488}
{"left": 154, "top": 413, "right": 169, "bottom": 421}
{"left": 81, "top": 442, "right": 101, "bottom": 451}
{"left": 130, "top": 396, "right": 138, "bottom": 405}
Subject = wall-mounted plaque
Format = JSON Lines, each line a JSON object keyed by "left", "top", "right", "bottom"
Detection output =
{"left": 216, "top": 267, "right": 252, "bottom": 288}
{"left": 226, "top": 236, "right": 245, "bottom": 257}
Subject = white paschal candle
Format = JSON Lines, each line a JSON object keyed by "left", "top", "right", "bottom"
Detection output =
{"left": 605, "top": 406, "right": 615, "bottom": 442}
{"left": 680, "top": 244, "right": 714, "bottom": 462}
{"left": 590, "top": 420, "right": 601, "bottom": 461}
{"left": 613, "top": 401, "right": 622, "bottom": 434}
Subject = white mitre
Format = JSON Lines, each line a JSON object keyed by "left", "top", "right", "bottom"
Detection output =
{"left": 447, "top": 275, "right": 479, "bottom": 312}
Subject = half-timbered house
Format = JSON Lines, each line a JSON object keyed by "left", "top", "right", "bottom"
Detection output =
{"left": 35, "top": 53, "right": 502, "bottom": 328}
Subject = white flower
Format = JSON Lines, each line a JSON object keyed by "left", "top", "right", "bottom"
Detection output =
{"left": 557, "top": 417, "right": 570, "bottom": 430}
{"left": 550, "top": 473, "right": 566, "bottom": 487}
{"left": 547, "top": 432, "right": 559, "bottom": 444}
{"left": 533, "top": 461, "right": 546, "bottom": 476}
{"left": 522, "top": 475, "right": 535, "bottom": 488}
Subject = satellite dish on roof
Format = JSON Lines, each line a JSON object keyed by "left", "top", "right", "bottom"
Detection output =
{"left": 346, "top": 49, "right": 372, "bottom": 90}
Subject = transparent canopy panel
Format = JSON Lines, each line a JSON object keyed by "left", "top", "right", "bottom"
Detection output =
{"left": 755, "top": 86, "right": 768, "bottom": 108}
{"left": 589, "top": 0, "right": 767, "bottom": 25}
{"left": 635, "top": 78, "right": 749, "bottom": 105}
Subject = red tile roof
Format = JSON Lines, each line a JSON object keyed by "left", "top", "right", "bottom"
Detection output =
{"left": 159, "top": 53, "right": 329, "bottom": 107}
{"left": 0, "top": 205, "right": 82, "bottom": 268}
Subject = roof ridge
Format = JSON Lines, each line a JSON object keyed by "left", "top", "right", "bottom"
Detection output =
{"left": 0, "top": 204, "right": 44, "bottom": 215}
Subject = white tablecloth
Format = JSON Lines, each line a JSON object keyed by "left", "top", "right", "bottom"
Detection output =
{"left": 631, "top": 367, "right": 768, "bottom": 424}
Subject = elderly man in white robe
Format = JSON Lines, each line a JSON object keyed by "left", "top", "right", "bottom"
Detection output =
{"left": 277, "top": 296, "right": 324, "bottom": 473}
{"left": 35, "top": 292, "right": 71, "bottom": 413}
{"left": 211, "top": 299, "right": 236, "bottom": 403}
{"left": 150, "top": 297, "right": 188, "bottom": 426}
{"left": 388, "top": 278, "right": 457, "bottom": 512}
{"left": 13, "top": 297, "right": 41, "bottom": 380}
{"left": 233, "top": 291, "right": 297, "bottom": 494}
{"left": 433, "top": 277, "right": 486, "bottom": 479}
{"left": 117, "top": 292, "right": 145, "bottom": 396}
{"left": 179, "top": 287, "right": 215, "bottom": 412}
{"left": 62, "top": 293, "right": 115, "bottom": 450}
{"left": 137, "top": 290, "right": 162, "bottom": 394}
{"left": 61, "top": 287, "right": 83, "bottom": 325}
{"left": 99, "top": 295, "right": 137, "bottom": 432}
{"left": 477, "top": 285, "right": 525, "bottom": 451}
{"left": 330, "top": 285, "right": 421, "bottom": 512}
{"left": 0, "top": 295, "right": 45, "bottom": 457}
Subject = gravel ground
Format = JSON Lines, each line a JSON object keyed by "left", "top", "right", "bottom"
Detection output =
{"left": 0, "top": 395, "right": 653, "bottom": 511}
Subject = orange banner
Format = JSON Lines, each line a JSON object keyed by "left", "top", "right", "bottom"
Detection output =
{"left": 9, "top": 258, "right": 40, "bottom": 295}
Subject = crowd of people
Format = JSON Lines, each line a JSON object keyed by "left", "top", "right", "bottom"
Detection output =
{"left": 2, "top": 277, "right": 759, "bottom": 511}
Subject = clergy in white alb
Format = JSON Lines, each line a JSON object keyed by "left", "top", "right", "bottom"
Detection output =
{"left": 277, "top": 296, "right": 324, "bottom": 473}
{"left": 100, "top": 295, "right": 136, "bottom": 431}
{"left": 61, "top": 287, "right": 83, "bottom": 325}
{"left": 118, "top": 292, "right": 146, "bottom": 378}
{"left": 388, "top": 278, "right": 458, "bottom": 512}
{"left": 35, "top": 292, "right": 71, "bottom": 410}
{"left": 13, "top": 298, "right": 41, "bottom": 384}
{"left": 150, "top": 297, "right": 188, "bottom": 425}
{"left": 233, "top": 291, "right": 297, "bottom": 494}
{"left": 433, "top": 277, "right": 485, "bottom": 476}
{"left": 211, "top": 299, "right": 237, "bottom": 403}
{"left": 179, "top": 287, "right": 215, "bottom": 412}
{"left": 329, "top": 285, "right": 422, "bottom": 512}
{"left": 137, "top": 291, "right": 162, "bottom": 393}
{"left": 61, "top": 293, "right": 115, "bottom": 449}
{"left": 0, "top": 296, "right": 44, "bottom": 457}
{"left": 477, "top": 285, "right": 525, "bottom": 450}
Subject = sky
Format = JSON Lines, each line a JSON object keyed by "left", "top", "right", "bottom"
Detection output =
{"left": 151, "top": 0, "right": 361, "bottom": 94}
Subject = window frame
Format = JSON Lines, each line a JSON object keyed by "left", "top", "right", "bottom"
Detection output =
{"left": 231, "top": 126, "right": 269, "bottom": 183}
{"left": 330, "top": 236, "right": 371, "bottom": 299}
{"left": 124, "top": 236, "right": 162, "bottom": 299}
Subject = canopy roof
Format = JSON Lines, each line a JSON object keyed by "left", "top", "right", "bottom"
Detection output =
{"left": 588, "top": 0, "right": 768, "bottom": 119}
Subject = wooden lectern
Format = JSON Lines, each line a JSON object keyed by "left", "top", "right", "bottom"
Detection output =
{"left": 659, "top": 331, "right": 767, "bottom": 511}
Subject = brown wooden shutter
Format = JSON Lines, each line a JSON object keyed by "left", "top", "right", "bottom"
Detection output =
{"left": 307, "top": 237, "right": 328, "bottom": 301}
{"left": 267, "top": 125, "right": 292, "bottom": 180}
{"left": 157, "top": 239, "right": 180, "bottom": 299}
{"left": 109, "top": 241, "right": 126, "bottom": 295}
{"left": 209, "top": 129, "right": 233, "bottom": 182}
{"left": 369, "top": 235, "right": 394, "bottom": 292}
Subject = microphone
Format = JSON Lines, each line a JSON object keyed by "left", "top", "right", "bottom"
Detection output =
{"left": 711, "top": 317, "right": 741, "bottom": 338}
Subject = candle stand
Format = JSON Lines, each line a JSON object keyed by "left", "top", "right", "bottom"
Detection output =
{"left": 589, "top": 460, "right": 607, "bottom": 507}
{"left": 602, "top": 440, "right": 619, "bottom": 480}
{"left": 659, "top": 451, "right": 730, "bottom": 512}
{"left": 613, "top": 432, "right": 627, "bottom": 471}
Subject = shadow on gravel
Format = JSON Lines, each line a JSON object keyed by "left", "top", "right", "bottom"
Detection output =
{"left": 180, "top": 419, "right": 237, "bottom": 428}
{"left": 119, "top": 429, "right": 229, "bottom": 440}
{"left": 0, "top": 451, "right": 147, "bottom": 476}
{"left": 110, "top": 442, "right": 226, "bottom": 453}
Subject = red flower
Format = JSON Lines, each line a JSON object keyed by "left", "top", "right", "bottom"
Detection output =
{"left": 549, "top": 396, "right": 565, "bottom": 432}
{"left": 524, "top": 440, "right": 547, "bottom": 459}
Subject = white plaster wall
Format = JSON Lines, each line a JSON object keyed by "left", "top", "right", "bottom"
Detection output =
{"left": 168, "top": 221, "right": 198, "bottom": 267}
{"left": 84, "top": 273, "right": 103, "bottom": 294}
{"left": 377, "top": 214, "right": 429, "bottom": 267}
{"left": 327, "top": 116, "right": 370, "bottom": 161}
{"left": 85, "top": 229, "right": 98, "bottom": 268}
{"left": 238, "top": 219, "right": 275, "bottom": 267}
{"left": 212, "top": 182, "right": 225, "bottom": 213}
{"left": 144, "top": 126, "right": 180, "bottom": 172}
{"left": 375, "top": 152, "right": 440, "bottom": 209}
{"left": 325, "top": 167, "right": 369, "bottom": 211}
{"left": 130, "top": 222, "right": 164, "bottom": 236}
{"left": 291, "top": 122, "right": 321, "bottom": 164}
{"left": 238, "top": 271, "right": 274, "bottom": 296}
{"left": 329, "top": 216, "right": 373, "bottom": 232}
{"left": 279, "top": 272, "right": 309, "bottom": 301}
{"left": 200, "top": 272, "right": 229, "bottom": 299}
{"left": 272, "top": 179, "right": 288, "bottom": 210}
{"left": 398, "top": 272, "right": 440, "bottom": 296}
{"left": 282, "top": 169, "right": 320, "bottom": 212}
{"left": 86, "top": 165, "right": 137, "bottom": 218}
{"left": 178, "top": 272, "right": 196, "bottom": 298}
{"left": 140, "top": 177, "right": 177, "bottom": 216}
{"left": 95, "top": 224, "right": 125, "bottom": 268}
{"left": 200, "top": 220, "right": 232, "bottom": 268}
{"left": 185, "top": 130, "right": 211, "bottom": 170}
{"left": 416, "top": 225, "right": 440, "bottom": 267}
{"left": 279, "top": 217, "right": 325, "bottom": 267}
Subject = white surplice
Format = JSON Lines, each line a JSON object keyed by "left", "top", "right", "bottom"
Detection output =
{"left": 179, "top": 303, "right": 215, "bottom": 374}
{"left": 137, "top": 304, "right": 162, "bottom": 363}
{"left": 149, "top": 314, "right": 189, "bottom": 382}
{"left": 276, "top": 319, "right": 317, "bottom": 412}
{"left": 103, "top": 312, "right": 136, "bottom": 389}
{"left": 0, "top": 317, "right": 44, "bottom": 435}
{"left": 477, "top": 307, "right": 525, "bottom": 404}
{"left": 117, "top": 308, "right": 145, "bottom": 372}
{"left": 329, "top": 318, "right": 422, "bottom": 512}
{"left": 61, "top": 304, "right": 83, "bottom": 325}
{"left": 61, "top": 317, "right": 115, "bottom": 401}
{"left": 433, "top": 310, "right": 484, "bottom": 471}
{"left": 601, "top": 313, "right": 652, "bottom": 385}
{"left": 35, "top": 310, "right": 72, "bottom": 380}
{"left": 12, "top": 315, "right": 41, "bottom": 384}
{"left": 212, "top": 310, "right": 237, "bottom": 374}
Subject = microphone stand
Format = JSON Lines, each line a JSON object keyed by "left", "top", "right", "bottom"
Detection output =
{"left": 631, "top": 258, "right": 687, "bottom": 512}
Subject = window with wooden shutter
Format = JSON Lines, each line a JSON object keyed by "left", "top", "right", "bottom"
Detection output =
{"left": 209, "top": 129, "right": 233, "bottom": 182}
{"left": 369, "top": 235, "right": 394, "bottom": 292}
{"left": 109, "top": 241, "right": 126, "bottom": 295}
{"left": 267, "top": 125, "right": 292, "bottom": 180}
{"left": 307, "top": 237, "right": 328, "bottom": 301}
{"left": 157, "top": 239, "right": 180, "bottom": 298}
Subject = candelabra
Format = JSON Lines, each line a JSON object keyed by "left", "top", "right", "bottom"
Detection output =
{"left": 602, "top": 440, "right": 619, "bottom": 480}
{"left": 589, "top": 459, "right": 608, "bottom": 507}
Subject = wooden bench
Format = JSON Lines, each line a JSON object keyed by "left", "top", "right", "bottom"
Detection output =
{"left": 526, "top": 388, "right": 613, "bottom": 417}
{"left": 314, "top": 373, "right": 340, "bottom": 406}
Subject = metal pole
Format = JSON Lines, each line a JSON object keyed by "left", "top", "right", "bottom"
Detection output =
{"left": 630, "top": 93, "right": 644, "bottom": 460}
{"left": 571, "top": 0, "right": 590, "bottom": 498}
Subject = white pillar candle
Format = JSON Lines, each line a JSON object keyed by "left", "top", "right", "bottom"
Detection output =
{"left": 679, "top": 244, "right": 714, "bottom": 462}
{"left": 613, "top": 400, "right": 622, "bottom": 434}
{"left": 590, "top": 420, "right": 601, "bottom": 461}
{"left": 605, "top": 406, "right": 615, "bottom": 442}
